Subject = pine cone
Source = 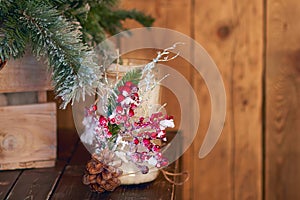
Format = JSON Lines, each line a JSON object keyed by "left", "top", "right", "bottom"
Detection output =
{"left": 83, "top": 149, "right": 123, "bottom": 193}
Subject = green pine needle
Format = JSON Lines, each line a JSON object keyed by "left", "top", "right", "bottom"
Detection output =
{"left": 18, "top": 1, "right": 101, "bottom": 108}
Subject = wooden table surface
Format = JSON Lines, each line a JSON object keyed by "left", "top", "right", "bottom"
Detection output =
{"left": 0, "top": 130, "right": 181, "bottom": 200}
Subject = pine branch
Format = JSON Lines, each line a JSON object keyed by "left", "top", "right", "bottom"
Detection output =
{"left": 0, "top": 2, "right": 27, "bottom": 61}
{"left": 55, "top": 1, "right": 154, "bottom": 46}
{"left": 0, "top": 0, "right": 154, "bottom": 108}
{"left": 100, "top": 9, "right": 154, "bottom": 35}
{"left": 18, "top": 1, "right": 101, "bottom": 108}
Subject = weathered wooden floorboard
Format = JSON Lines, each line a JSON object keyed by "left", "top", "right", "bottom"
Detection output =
{"left": 5, "top": 161, "right": 65, "bottom": 200}
{"left": 0, "top": 170, "right": 22, "bottom": 200}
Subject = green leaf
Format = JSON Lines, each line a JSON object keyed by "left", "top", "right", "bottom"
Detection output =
{"left": 108, "top": 122, "right": 120, "bottom": 149}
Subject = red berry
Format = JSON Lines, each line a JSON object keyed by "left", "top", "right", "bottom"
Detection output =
{"left": 118, "top": 86, "right": 125, "bottom": 92}
{"left": 116, "top": 106, "right": 123, "bottom": 114}
{"left": 130, "top": 103, "right": 137, "bottom": 109}
{"left": 122, "top": 86, "right": 131, "bottom": 94}
{"left": 161, "top": 159, "right": 169, "bottom": 167}
{"left": 142, "top": 138, "right": 150, "bottom": 146}
{"left": 153, "top": 145, "right": 160, "bottom": 152}
{"left": 131, "top": 93, "right": 139, "bottom": 101}
{"left": 117, "top": 94, "right": 125, "bottom": 102}
{"left": 167, "top": 115, "right": 174, "bottom": 120}
{"left": 92, "top": 105, "right": 97, "bottom": 111}
{"left": 125, "top": 81, "right": 133, "bottom": 87}
{"left": 125, "top": 121, "right": 131, "bottom": 127}
{"left": 99, "top": 115, "right": 108, "bottom": 126}
{"left": 156, "top": 152, "right": 162, "bottom": 159}
{"left": 147, "top": 143, "right": 153, "bottom": 150}
{"left": 107, "top": 131, "right": 112, "bottom": 138}
{"left": 128, "top": 108, "right": 134, "bottom": 117}
{"left": 133, "top": 138, "right": 139, "bottom": 145}
{"left": 131, "top": 153, "right": 140, "bottom": 162}
{"left": 110, "top": 117, "right": 116, "bottom": 123}
{"left": 151, "top": 132, "right": 158, "bottom": 138}
{"left": 122, "top": 115, "right": 128, "bottom": 121}
{"left": 141, "top": 153, "right": 150, "bottom": 161}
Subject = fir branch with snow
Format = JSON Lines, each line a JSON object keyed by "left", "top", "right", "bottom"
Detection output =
{"left": 0, "top": 0, "right": 154, "bottom": 108}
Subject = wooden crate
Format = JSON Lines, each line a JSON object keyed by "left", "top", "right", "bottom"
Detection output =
{"left": 0, "top": 52, "right": 57, "bottom": 170}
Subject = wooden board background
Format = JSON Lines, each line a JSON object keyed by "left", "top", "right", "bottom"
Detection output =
{"left": 265, "top": 0, "right": 300, "bottom": 199}
{"left": 48, "top": 0, "right": 300, "bottom": 199}
{"left": 120, "top": 0, "right": 298, "bottom": 199}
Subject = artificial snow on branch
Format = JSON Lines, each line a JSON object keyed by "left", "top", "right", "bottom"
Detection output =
{"left": 0, "top": 0, "right": 154, "bottom": 108}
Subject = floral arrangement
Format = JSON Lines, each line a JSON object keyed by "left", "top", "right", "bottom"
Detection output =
{"left": 81, "top": 44, "right": 180, "bottom": 193}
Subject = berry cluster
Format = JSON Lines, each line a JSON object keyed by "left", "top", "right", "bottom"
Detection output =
{"left": 85, "top": 80, "right": 175, "bottom": 174}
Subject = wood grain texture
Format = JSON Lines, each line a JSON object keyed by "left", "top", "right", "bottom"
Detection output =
{"left": 0, "top": 103, "right": 57, "bottom": 170}
{"left": 38, "top": 91, "right": 48, "bottom": 103}
{"left": 193, "top": 0, "right": 263, "bottom": 199}
{"left": 4, "top": 92, "right": 37, "bottom": 105}
{"left": 0, "top": 51, "right": 52, "bottom": 93}
{"left": 0, "top": 94, "right": 8, "bottom": 106}
{"left": 0, "top": 130, "right": 79, "bottom": 199}
{"left": 6, "top": 161, "right": 65, "bottom": 200}
{"left": 193, "top": 0, "right": 233, "bottom": 199}
{"left": 266, "top": 0, "right": 300, "bottom": 199}
{"left": 0, "top": 170, "right": 21, "bottom": 199}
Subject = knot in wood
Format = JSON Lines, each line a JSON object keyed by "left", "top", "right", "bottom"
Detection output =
{"left": 1, "top": 134, "right": 18, "bottom": 151}
{"left": 217, "top": 25, "right": 231, "bottom": 39}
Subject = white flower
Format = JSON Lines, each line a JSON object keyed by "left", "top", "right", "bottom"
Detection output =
{"left": 122, "top": 90, "right": 129, "bottom": 97}
{"left": 159, "top": 119, "right": 175, "bottom": 130}
{"left": 81, "top": 115, "right": 96, "bottom": 145}
{"left": 148, "top": 156, "right": 158, "bottom": 166}
{"left": 80, "top": 130, "right": 94, "bottom": 145}
{"left": 121, "top": 97, "right": 135, "bottom": 106}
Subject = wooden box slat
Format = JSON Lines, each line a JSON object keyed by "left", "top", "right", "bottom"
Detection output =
{"left": 0, "top": 103, "right": 57, "bottom": 170}
{"left": 0, "top": 52, "right": 52, "bottom": 93}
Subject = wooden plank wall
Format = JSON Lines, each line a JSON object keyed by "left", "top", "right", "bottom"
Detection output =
{"left": 193, "top": 1, "right": 263, "bottom": 200}
{"left": 265, "top": 0, "right": 300, "bottom": 199}
{"left": 120, "top": 0, "right": 264, "bottom": 200}
{"left": 50, "top": 0, "right": 300, "bottom": 199}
